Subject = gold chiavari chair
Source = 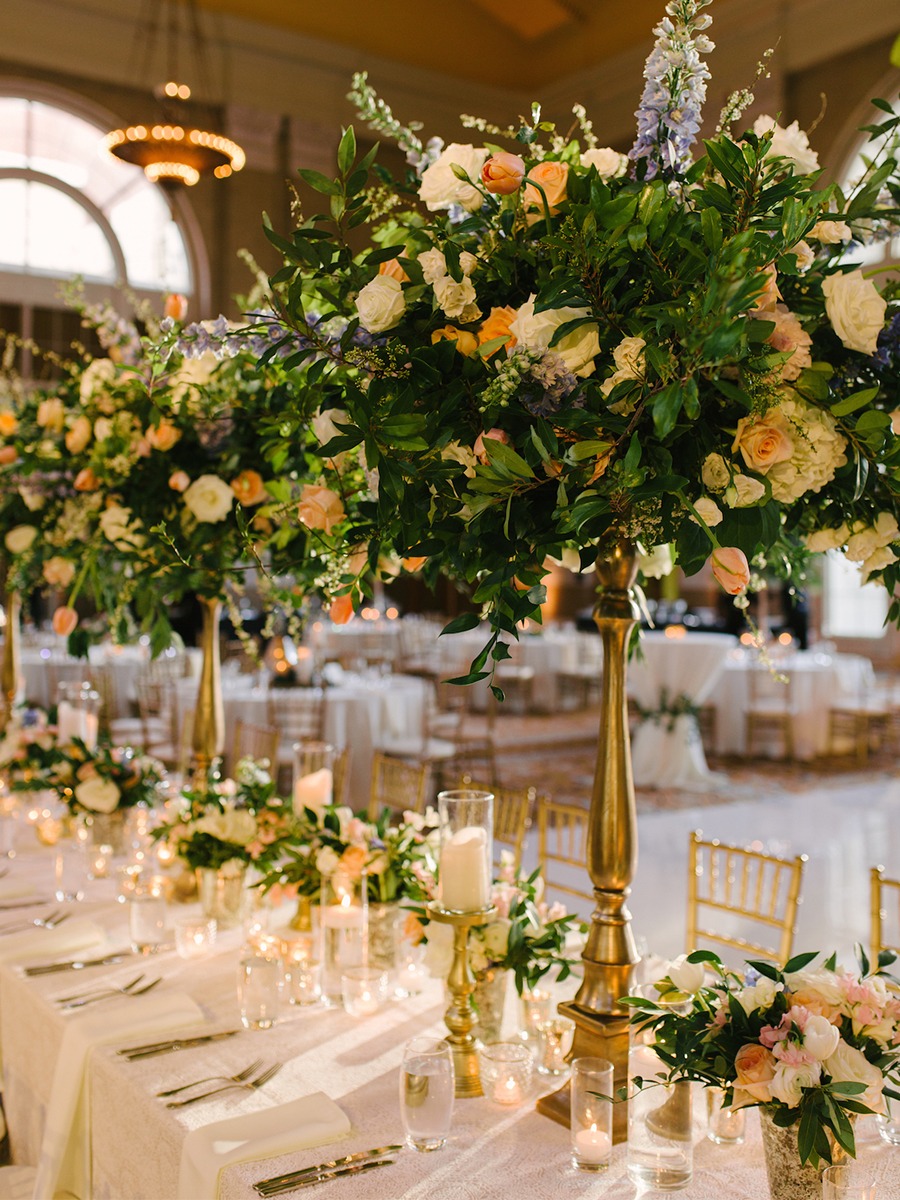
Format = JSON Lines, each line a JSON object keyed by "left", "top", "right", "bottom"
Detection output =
{"left": 291, "top": 740, "right": 350, "bottom": 808}
{"left": 267, "top": 690, "right": 326, "bottom": 788}
{"left": 455, "top": 775, "right": 535, "bottom": 873}
{"left": 536, "top": 797, "right": 593, "bottom": 908}
{"left": 369, "top": 752, "right": 431, "bottom": 820}
{"left": 871, "top": 865, "right": 900, "bottom": 964}
{"left": 744, "top": 665, "right": 796, "bottom": 760}
{"left": 687, "top": 830, "right": 807, "bottom": 965}
{"left": 232, "top": 720, "right": 280, "bottom": 774}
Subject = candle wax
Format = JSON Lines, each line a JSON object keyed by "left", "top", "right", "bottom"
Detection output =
{"left": 574, "top": 1127, "right": 611, "bottom": 1163}
{"left": 439, "top": 825, "right": 489, "bottom": 910}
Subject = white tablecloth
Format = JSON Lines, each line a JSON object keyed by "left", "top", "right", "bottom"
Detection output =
{"left": 21, "top": 646, "right": 150, "bottom": 715}
{"left": 627, "top": 633, "right": 736, "bottom": 788}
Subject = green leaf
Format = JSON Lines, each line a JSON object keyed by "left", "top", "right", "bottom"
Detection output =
{"left": 337, "top": 126, "right": 356, "bottom": 176}
{"left": 482, "top": 437, "right": 534, "bottom": 479}
{"left": 440, "top": 613, "right": 481, "bottom": 636}
{"left": 296, "top": 168, "right": 341, "bottom": 196}
{"left": 782, "top": 951, "right": 819, "bottom": 974}
{"left": 651, "top": 383, "right": 684, "bottom": 439}
{"left": 830, "top": 386, "right": 879, "bottom": 416}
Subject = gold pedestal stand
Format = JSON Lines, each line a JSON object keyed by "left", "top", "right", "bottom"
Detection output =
{"left": 427, "top": 900, "right": 496, "bottom": 1098}
{"left": 191, "top": 596, "right": 225, "bottom": 784}
{"left": 0, "top": 587, "right": 21, "bottom": 734}
{"left": 536, "top": 543, "right": 640, "bottom": 1142}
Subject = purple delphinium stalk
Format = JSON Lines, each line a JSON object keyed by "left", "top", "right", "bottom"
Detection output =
{"left": 629, "top": 0, "right": 715, "bottom": 180}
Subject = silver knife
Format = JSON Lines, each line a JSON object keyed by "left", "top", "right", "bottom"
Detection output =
{"left": 254, "top": 1159, "right": 394, "bottom": 1195}
{"left": 0, "top": 899, "right": 50, "bottom": 910}
{"left": 119, "top": 1030, "right": 241, "bottom": 1059}
{"left": 254, "top": 1146, "right": 402, "bottom": 1192}
{"left": 25, "top": 953, "right": 127, "bottom": 976}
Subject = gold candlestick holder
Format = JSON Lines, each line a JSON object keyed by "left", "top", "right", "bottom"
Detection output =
{"left": 427, "top": 900, "right": 496, "bottom": 1098}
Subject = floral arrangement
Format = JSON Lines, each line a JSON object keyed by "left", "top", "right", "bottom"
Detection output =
{"left": 0, "top": 703, "right": 52, "bottom": 778}
{"left": 153, "top": 758, "right": 291, "bottom": 872}
{"left": 421, "top": 859, "right": 586, "bottom": 994}
{"left": 626, "top": 949, "right": 900, "bottom": 1165}
{"left": 253, "top": 0, "right": 900, "bottom": 682}
{"left": 11, "top": 735, "right": 165, "bottom": 815}
{"left": 632, "top": 686, "right": 700, "bottom": 733}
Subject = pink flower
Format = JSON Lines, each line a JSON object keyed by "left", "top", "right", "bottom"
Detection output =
{"left": 710, "top": 547, "right": 750, "bottom": 595}
{"left": 473, "top": 427, "right": 510, "bottom": 464}
{"left": 481, "top": 152, "right": 526, "bottom": 195}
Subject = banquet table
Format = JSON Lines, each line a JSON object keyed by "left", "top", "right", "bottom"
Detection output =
{"left": 0, "top": 844, "right": 897, "bottom": 1200}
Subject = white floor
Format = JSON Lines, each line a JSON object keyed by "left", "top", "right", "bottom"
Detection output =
{"left": 532, "top": 773, "right": 900, "bottom": 967}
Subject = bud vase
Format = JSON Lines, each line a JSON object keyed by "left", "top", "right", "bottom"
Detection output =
{"left": 760, "top": 1110, "right": 853, "bottom": 1200}
{"left": 196, "top": 862, "right": 247, "bottom": 929}
{"left": 472, "top": 967, "right": 509, "bottom": 1043}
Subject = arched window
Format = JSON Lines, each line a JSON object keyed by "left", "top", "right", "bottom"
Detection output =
{"left": 0, "top": 83, "right": 208, "bottom": 376}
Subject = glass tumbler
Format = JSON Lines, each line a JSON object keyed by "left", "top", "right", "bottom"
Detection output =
{"left": 237, "top": 953, "right": 283, "bottom": 1030}
{"left": 400, "top": 1036, "right": 454, "bottom": 1152}
{"left": 55, "top": 839, "right": 90, "bottom": 902}
{"left": 129, "top": 886, "right": 167, "bottom": 954}
{"left": 821, "top": 1163, "right": 878, "bottom": 1199}
{"left": 570, "top": 1057, "right": 613, "bottom": 1171}
{"left": 706, "top": 1086, "right": 746, "bottom": 1144}
{"left": 626, "top": 1035, "right": 692, "bottom": 1190}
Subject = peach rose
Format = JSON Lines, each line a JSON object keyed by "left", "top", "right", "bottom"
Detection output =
{"left": 0, "top": 445, "right": 18, "bottom": 465}
{"left": 52, "top": 606, "right": 79, "bottom": 637}
{"left": 731, "top": 1042, "right": 777, "bottom": 1108}
{"left": 65, "top": 415, "right": 93, "bottom": 454}
{"left": 474, "top": 427, "right": 511, "bottom": 464}
{"left": 338, "top": 845, "right": 369, "bottom": 880}
{"left": 402, "top": 556, "right": 427, "bottom": 572}
{"left": 477, "top": 306, "right": 518, "bottom": 356}
{"left": 754, "top": 265, "right": 781, "bottom": 313}
{"left": 42, "top": 557, "right": 76, "bottom": 588}
{"left": 146, "top": 421, "right": 181, "bottom": 452}
{"left": 0, "top": 411, "right": 18, "bottom": 436}
{"left": 298, "top": 484, "right": 345, "bottom": 535}
{"left": 37, "top": 397, "right": 65, "bottom": 432}
{"left": 732, "top": 411, "right": 794, "bottom": 473}
{"left": 711, "top": 546, "right": 750, "bottom": 595}
{"left": 523, "top": 161, "right": 569, "bottom": 214}
{"left": 73, "top": 467, "right": 100, "bottom": 492}
{"left": 329, "top": 593, "right": 355, "bottom": 625}
{"left": 231, "top": 469, "right": 268, "bottom": 506}
{"left": 168, "top": 470, "right": 190, "bottom": 492}
{"left": 431, "top": 326, "right": 478, "bottom": 356}
{"left": 378, "top": 258, "right": 410, "bottom": 283}
{"left": 481, "top": 152, "right": 526, "bottom": 195}
{"left": 163, "top": 293, "right": 188, "bottom": 322}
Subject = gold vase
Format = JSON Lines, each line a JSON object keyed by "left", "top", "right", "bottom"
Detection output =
{"left": 537, "top": 540, "right": 640, "bottom": 1140}
{"left": 191, "top": 596, "right": 225, "bottom": 782}
{"left": 0, "top": 588, "right": 21, "bottom": 733}
{"left": 760, "top": 1110, "right": 853, "bottom": 1200}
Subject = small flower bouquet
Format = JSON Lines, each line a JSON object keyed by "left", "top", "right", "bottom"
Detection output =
{"left": 10, "top": 735, "right": 165, "bottom": 816}
{"left": 625, "top": 948, "right": 900, "bottom": 1166}
{"left": 0, "top": 703, "right": 53, "bottom": 781}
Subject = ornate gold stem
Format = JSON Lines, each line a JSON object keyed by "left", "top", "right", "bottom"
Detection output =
{"left": 536, "top": 540, "right": 640, "bottom": 1140}
{"left": 191, "top": 595, "right": 225, "bottom": 782}
{"left": 1, "top": 588, "right": 22, "bottom": 733}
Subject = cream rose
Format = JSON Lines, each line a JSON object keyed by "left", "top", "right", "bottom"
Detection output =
{"left": 194, "top": 806, "right": 257, "bottom": 846}
{"left": 804, "top": 524, "right": 849, "bottom": 553}
{"left": 637, "top": 544, "right": 674, "bottom": 580}
{"left": 726, "top": 475, "right": 767, "bottom": 507}
{"left": 791, "top": 240, "right": 816, "bottom": 272}
{"left": 579, "top": 147, "right": 627, "bottom": 178}
{"left": 37, "top": 397, "right": 65, "bottom": 432}
{"left": 822, "top": 270, "right": 886, "bottom": 355}
{"left": 753, "top": 116, "right": 819, "bottom": 174}
{"left": 18, "top": 485, "right": 44, "bottom": 512}
{"left": 42, "top": 557, "right": 76, "bottom": 588}
{"left": 731, "top": 1043, "right": 777, "bottom": 1108}
{"left": 4, "top": 525, "right": 37, "bottom": 555}
{"left": 355, "top": 275, "right": 405, "bottom": 334}
{"left": 732, "top": 411, "right": 794, "bottom": 473}
{"left": 809, "top": 220, "right": 851, "bottom": 244}
{"left": 99, "top": 504, "right": 142, "bottom": 548}
{"left": 433, "top": 274, "right": 479, "bottom": 321}
{"left": 845, "top": 513, "right": 900, "bottom": 563}
{"left": 509, "top": 296, "right": 600, "bottom": 378}
{"left": 760, "top": 306, "right": 813, "bottom": 381}
{"left": 315, "top": 846, "right": 341, "bottom": 876}
{"left": 417, "top": 248, "right": 447, "bottom": 284}
{"left": 418, "top": 143, "right": 489, "bottom": 212}
{"left": 701, "top": 453, "right": 732, "bottom": 492}
{"left": 690, "top": 497, "right": 723, "bottom": 526}
{"left": 824, "top": 1041, "right": 885, "bottom": 1114}
{"left": 74, "top": 776, "right": 121, "bottom": 814}
{"left": 183, "top": 475, "right": 234, "bottom": 523}
{"left": 297, "top": 484, "right": 345, "bottom": 534}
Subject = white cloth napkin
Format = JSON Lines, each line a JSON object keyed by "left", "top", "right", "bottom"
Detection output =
{"left": 0, "top": 917, "right": 106, "bottom": 965}
{"left": 0, "top": 878, "right": 45, "bottom": 902}
{"left": 178, "top": 1093, "right": 350, "bottom": 1200}
{"left": 32, "top": 990, "right": 204, "bottom": 1200}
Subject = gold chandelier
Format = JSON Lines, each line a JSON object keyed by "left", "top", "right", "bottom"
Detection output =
{"left": 104, "top": 1, "right": 245, "bottom": 188}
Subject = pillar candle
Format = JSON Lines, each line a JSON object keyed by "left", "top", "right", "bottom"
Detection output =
{"left": 439, "top": 825, "right": 489, "bottom": 911}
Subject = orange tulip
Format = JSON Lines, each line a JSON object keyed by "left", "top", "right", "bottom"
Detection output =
{"left": 163, "top": 293, "right": 188, "bottom": 322}
{"left": 329, "top": 593, "right": 355, "bottom": 625}
{"left": 52, "top": 606, "right": 79, "bottom": 636}
{"left": 711, "top": 547, "right": 750, "bottom": 595}
{"left": 481, "top": 152, "right": 526, "bottom": 195}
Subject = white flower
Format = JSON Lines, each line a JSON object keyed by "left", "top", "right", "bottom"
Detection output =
{"left": 93, "top": 417, "right": 114, "bottom": 442}
{"left": 418, "top": 143, "right": 488, "bottom": 212}
{"left": 785, "top": 967, "right": 845, "bottom": 1009}
{"left": 689, "top": 497, "right": 723, "bottom": 526}
{"left": 170, "top": 352, "right": 220, "bottom": 407}
{"left": 736, "top": 976, "right": 783, "bottom": 1014}
{"left": 803, "top": 1014, "right": 840, "bottom": 1061}
{"left": 194, "top": 805, "right": 257, "bottom": 846}
{"left": 441, "top": 440, "right": 477, "bottom": 478}
{"left": 417, "top": 248, "right": 447, "bottom": 284}
{"left": 845, "top": 513, "right": 899, "bottom": 563}
{"left": 804, "top": 524, "right": 849, "bottom": 553}
{"left": 19, "top": 485, "right": 45, "bottom": 512}
{"left": 667, "top": 954, "right": 705, "bottom": 994}
{"left": 725, "top": 475, "right": 766, "bottom": 507}
{"left": 74, "top": 777, "right": 121, "bottom": 814}
{"left": 637, "top": 544, "right": 674, "bottom": 580}
{"left": 482, "top": 918, "right": 512, "bottom": 959}
{"left": 612, "top": 335, "right": 647, "bottom": 378}
{"left": 99, "top": 504, "right": 143, "bottom": 549}
{"left": 808, "top": 220, "right": 851, "bottom": 244}
{"left": 769, "top": 1060, "right": 822, "bottom": 1108}
{"left": 824, "top": 1040, "right": 885, "bottom": 1114}
{"left": 459, "top": 251, "right": 479, "bottom": 276}
{"left": 579, "top": 147, "right": 627, "bottom": 178}
{"left": 422, "top": 921, "right": 454, "bottom": 977}
{"left": 79, "top": 358, "right": 117, "bottom": 405}
{"left": 753, "top": 116, "right": 820, "bottom": 175}
{"left": 509, "top": 296, "right": 600, "bottom": 378}
{"left": 312, "top": 408, "right": 347, "bottom": 446}
{"left": 355, "top": 275, "right": 406, "bottom": 334}
{"left": 183, "top": 475, "right": 234, "bottom": 523}
{"left": 701, "top": 453, "right": 731, "bottom": 492}
{"left": 791, "top": 241, "right": 816, "bottom": 272}
{"left": 4, "top": 525, "right": 37, "bottom": 556}
{"left": 822, "top": 270, "right": 887, "bottom": 355}
{"left": 433, "top": 274, "right": 479, "bottom": 320}
{"left": 861, "top": 546, "right": 898, "bottom": 583}
{"left": 315, "top": 847, "right": 340, "bottom": 876}
{"left": 765, "top": 397, "right": 847, "bottom": 504}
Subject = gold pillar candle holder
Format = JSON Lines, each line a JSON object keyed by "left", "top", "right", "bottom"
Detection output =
{"left": 0, "top": 588, "right": 21, "bottom": 734}
{"left": 191, "top": 595, "right": 225, "bottom": 784}
{"left": 427, "top": 900, "right": 496, "bottom": 1098}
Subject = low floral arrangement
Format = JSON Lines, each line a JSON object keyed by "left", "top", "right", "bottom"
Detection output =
{"left": 632, "top": 687, "right": 700, "bottom": 733}
{"left": 10, "top": 736, "right": 165, "bottom": 815}
{"left": 625, "top": 948, "right": 900, "bottom": 1166}
{"left": 421, "top": 859, "right": 586, "bottom": 994}
{"left": 153, "top": 758, "right": 291, "bottom": 872}
{"left": 0, "top": 703, "right": 53, "bottom": 779}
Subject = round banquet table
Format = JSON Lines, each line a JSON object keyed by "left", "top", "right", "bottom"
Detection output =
{"left": 627, "top": 631, "right": 737, "bottom": 789}
{"left": 20, "top": 644, "right": 151, "bottom": 715}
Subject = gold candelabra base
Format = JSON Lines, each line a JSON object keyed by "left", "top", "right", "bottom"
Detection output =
{"left": 427, "top": 900, "right": 496, "bottom": 1098}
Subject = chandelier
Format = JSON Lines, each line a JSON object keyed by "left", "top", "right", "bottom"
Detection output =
{"left": 104, "top": 0, "right": 245, "bottom": 188}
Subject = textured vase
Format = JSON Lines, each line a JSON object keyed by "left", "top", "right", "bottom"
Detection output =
{"left": 760, "top": 1110, "right": 852, "bottom": 1200}
{"left": 196, "top": 862, "right": 247, "bottom": 929}
{"left": 472, "top": 967, "right": 509, "bottom": 1043}
{"left": 85, "top": 809, "right": 129, "bottom": 856}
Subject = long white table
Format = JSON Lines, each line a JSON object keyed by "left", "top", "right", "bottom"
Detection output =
{"left": 1, "top": 843, "right": 897, "bottom": 1199}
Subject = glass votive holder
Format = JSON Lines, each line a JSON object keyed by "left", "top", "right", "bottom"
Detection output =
{"left": 237, "top": 953, "right": 283, "bottom": 1030}
{"left": 288, "top": 957, "right": 323, "bottom": 1006}
{"left": 877, "top": 1104, "right": 900, "bottom": 1145}
{"left": 341, "top": 965, "right": 390, "bottom": 1017}
{"left": 821, "top": 1163, "right": 878, "bottom": 1199}
{"left": 478, "top": 1042, "right": 534, "bottom": 1106}
{"left": 570, "top": 1057, "right": 613, "bottom": 1172}
{"left": 535, "top": 1015, "right": 575, "bottom": 1075}
{"left": 706, "top": 1086, "right": 746, "bottom": 1144}
{"left": 174, "top": 916, "right": 217, "bottom": 960}
{"left": 55, "top": 840, "right": 90, "bottom": 902}
{"left": 520, "top": 988, "right": 554, "bottom": 1043}
{"left": 437, "top": 789, "right": 493, "bottom": 913}
{"left": 128, "top": 884, "right": 167, "bottom": 954}
{"left": 88, "top": 843, "right": 113, "bottom": 881}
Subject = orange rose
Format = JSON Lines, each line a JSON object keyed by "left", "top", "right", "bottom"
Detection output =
{"left": 231, "top": 469, "right": 268, "bottom": 506}
{"left": 52, "top": 606, "right": 79, "bottom": 636}
{"left": 523, "top": 161, "right": 569, "bottom": 214}
{"left": 481, "top": 151, "right": 526, "bottom": 195}
{"left": 711, "top": 546, "right": 750, "bottom": 595}
{"left": 163, "top": 293, "right": 188, "bottom": 322}
{"left": 732, "top": 411, "right": 794, "bottom": 472}
{"left": 732, "top": 1042, "right": 777, "bottom": 1108}
{"left": 298, "top": 484, "right": 345, "bottom": 535}
{"left": 474, "top": 427, "right": 511, "bottom": 464}
{"left": 74, "top": 467, "right": 100, "bottom": 492}
{"left": 402, "top": 556, "right": 427, "bottom": 572}
{"left": 65, "top": 415, "right": 92, "bottom": 454}
{"left": 168, "top": 470, "right": 190, "bottom": 492}
{"left": 431, "top": 326, "right": 478, "bottom": 356}
{"left": 146, "top": 421, "right": 181, "bottom": 452}
{"left": 0, "top": 445, "right": 18, "bottom": 465}
{"left": 0, "top": 411, "right": 19, "bottom": 436}
{"left": 477, "top": 306, "right": 518, "bottom": 356}
{"left": 338, "top": 845, "right": 369, "bottom": 880}
{"left": 378, "top": 258, "right": 410, "bottom": 283}
{"left": 329, "top": 593, "right": 355, "bottom": 625}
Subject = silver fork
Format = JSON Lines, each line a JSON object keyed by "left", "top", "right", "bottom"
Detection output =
{"left": 165, "top": 1063, "right": 282, "bottom": 1108}
{"left": 62, "top": 977, "right": 162, "bottom": 1010}
{"left": 56, "top": 973, "right": 147, "bottom": 1005}
{"left": 0, "top": 910, "right": 69, "bottom": 936}
{"left": 155, "top": 1058, "right": 264, "bottom": 1098}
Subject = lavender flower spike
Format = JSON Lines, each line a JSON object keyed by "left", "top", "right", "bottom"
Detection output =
{"left": 629, "top": 0, "right": 714, "bottom": 180}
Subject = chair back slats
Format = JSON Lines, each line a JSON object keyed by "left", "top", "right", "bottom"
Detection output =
{"left": 233, "top": 720, "right": 280, "bottom": 774}
{"left": 537, "top": 798, "right": 593, "bottom": 907}
{"left": 453, "top": 776, "right": 534, "bottom": 872}
{"left": 871, "top": 865, "right": 900, "bottom": 962}
{"left": 688, "top": 830, "right": 806, "bottom": 965}
{"left": 266, "top": 691, "right": 325, "bottom": 745}
{"left": 369, "top": 752, "right": 431, "bottom": 819}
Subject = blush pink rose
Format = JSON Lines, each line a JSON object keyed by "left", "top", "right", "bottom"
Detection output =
{"left": 731, "top": 1042, "right": 777, "bottom": 1108}
{"left": 481, "top": 152, "right": 526, "bottom": 195}
{"left": 732, "top": 411, "right": 794, "bottom": 472}
{"left": 329, "top": 593, "right": 354, "bottom": 625}
{"left": 52, "top": 606, "right": 79, "bottom": 637}
{"left": 711, "top": 547, "right": 750, "bottom": 595}
{"left": 473, "top": 427, "right": 511, "bottom": 464}
{"left": 297, "top": 484, "right": 345, "bottom": 535}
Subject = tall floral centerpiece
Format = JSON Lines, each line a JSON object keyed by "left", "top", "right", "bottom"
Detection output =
{"left": 258, "top": 0, "right": 900, "bottom": 1118}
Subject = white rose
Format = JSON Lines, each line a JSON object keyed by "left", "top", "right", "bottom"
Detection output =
{"left": 433, "top": 274, "right": 479, "bottom": 320}
{"left": 19, "top": 485, "right": 45, "bottom": 512}
{"left": 808, "top": 220, "right": 851, "bottom": 245}
{"left": 791, "top": 241, "right": 816, "bottom": 272}
{"left": 861, "top": 546, "right": 898, "bottom": 583}
{"left": 770, "top": 1060, "right": 822, "bottom": 1108}
{"left": 846, "top": 518, "right": 896, "bottom": 563}
{"left": 482, "top": 918, "right": 512, "bottom": 959}
{"left": 824, "top": 1041, "right": 885, "bottom": 1114}
{"left": 4, "top": 525, "right": 37, "bottom": 555}
{"left": 803, "top": 1014, "right": 840, "bottom": 1061}
{"left": 79, "top": 358, "right": 118, "bottom": 405}
{"left": 418, "top": 143, "right": 489, "bottom": 212}
{"left": 509, "top": 296, "right": 600, "bottom": 378}
{"left": 74, "top": 776, "right": 121, "bottom": 814}
{"left": 804, "top": 524, "right": 849, "bottom": 553}
{"left": 701, "top": 453, "right": 731, "bottom": 492}
{"left": 753, "top": 116, "right": 820, "bottom": 175}
{"left": 417, "top": 248, "right": 447, "bottom": 284}
{"left": 579, "top": 147, "right": 627, "bottom": 178}
{"left": 441, "top": 440, "right": 477, "bottom": 478}
{"left": 736, "top": 977, "right": 783, "bottom": 1014}
{"left": 182, "top": 474, "right": 234, "bottom": 523}
{"left": 612, "top": 335, "right": 647, "bottom": 377}
{"left": 315, "top": 847, "right": 340, "bottom": 876}
{"left": 726, "top": 475, "right": 766, "bottom": 507}
{"left": 312, "top": 408, "right": 347, "bottom": 446}
{"left": 459, "top": 251, "right": 479, "bottom": 276}
{"left": 220, "top": 808, "right": 257, "bottom": 845}
{"left": 689, "top": 497, "right": 723, "bottom": 526}
{"left": 822, "top": 270, "right": 887, "bottom": 355}
{"left": 355, "top": 275, "right": 406, "bottom": 334}
{"left": 667, "top": 954, "right": 705, "bottom": 994}
{"left": 99, "top": 504, "right": 142, "bottom": 548}
{"left": 638, "top": 544, "right": 674, "bottom": 580}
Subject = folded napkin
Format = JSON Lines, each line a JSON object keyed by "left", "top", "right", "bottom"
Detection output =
{"left": 0, "top": 878, "right": 45, "bottom": 902}
{"left": 32, "top": 990, "right": 205, "bottom": 1200}
{"left": 179, "top": 1093, "right": 350, "bottom": 1200}
{"left": 0, "top": 917, "right": 107, "bottom": 966}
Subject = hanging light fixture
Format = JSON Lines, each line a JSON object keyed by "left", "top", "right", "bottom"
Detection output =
{"left": 104, "top": 0, "right": 245, "bottom": 188}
